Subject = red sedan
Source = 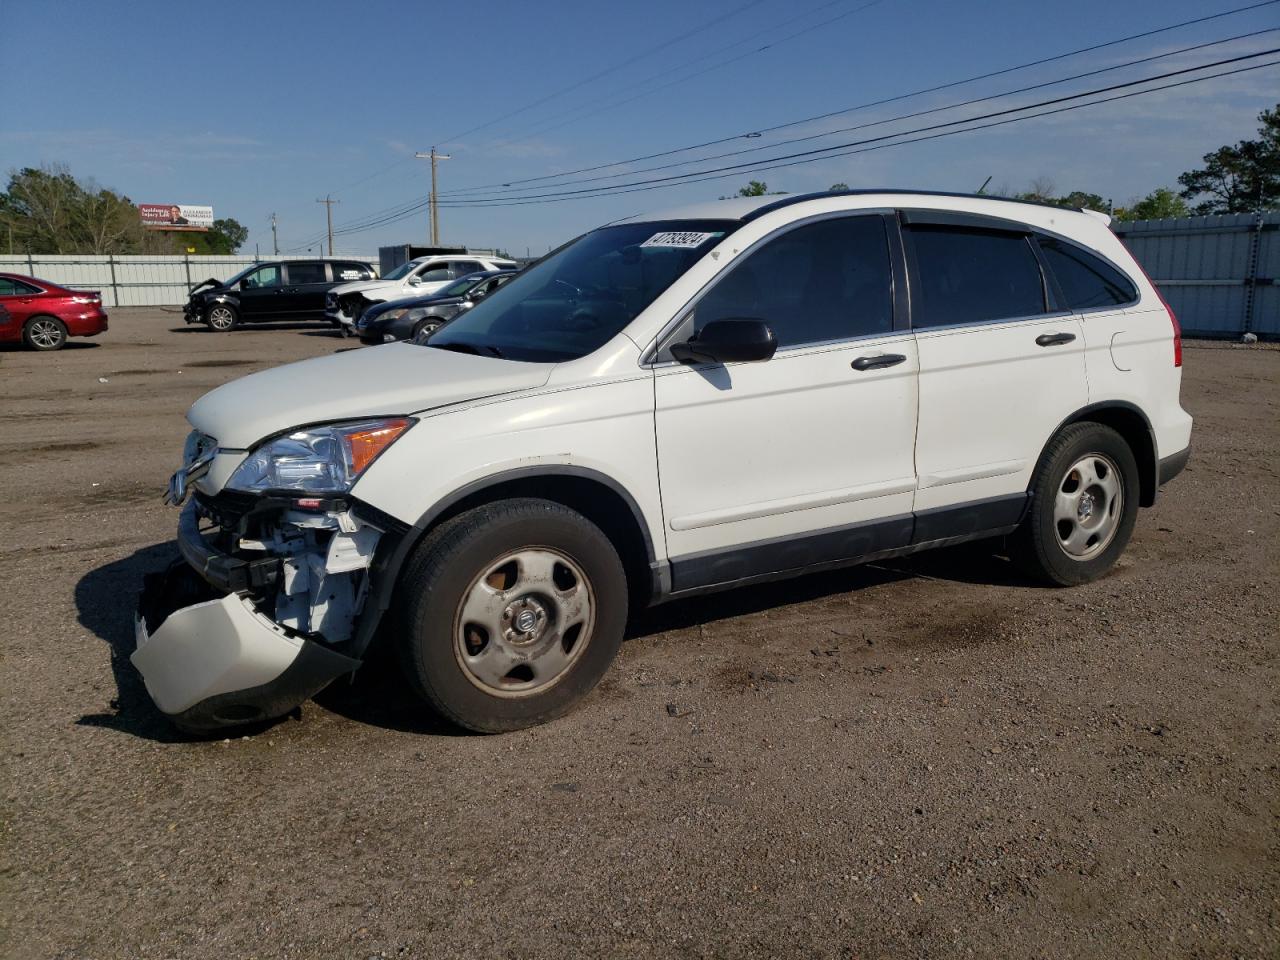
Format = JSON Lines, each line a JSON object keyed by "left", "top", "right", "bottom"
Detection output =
{"left": 0, "top": 272, "right": 109, "bottom": 351}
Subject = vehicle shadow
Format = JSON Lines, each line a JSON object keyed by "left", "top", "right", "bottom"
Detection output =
{"left": 167, "top": 322, "right": 330, "bottom": 334}
{"left": 0, "top": 340, "right": 100, "bottom": 352}
{"left": 74, "top": 538, "right": 1040, "bottom": 742}
{"left": 624, "top": 540, "right": 1034, "bottom": 639}
{"left": 74, "top": 542, "right": 198, "bottom": 743}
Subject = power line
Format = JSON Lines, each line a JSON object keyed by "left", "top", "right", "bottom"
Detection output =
{"left": 440, "top": 0, "right": 774, "bottom": 145}
{"left": 309, "top": 54, "right": 1276, "bottom": 241}
{"left": 441, "top": 29, "right": 1278, "bottom": 200}
{"left": 426, "top": 53, "right": 1280, "bottom": 207}
{"left": 315, "top": 55, "right": 1277, "bottom": 241}
{"left": 441, "top": 0, "right": 1280, "bottom": 196}
{"left": 480, "top": 0, "right": 891, "bottom": 150}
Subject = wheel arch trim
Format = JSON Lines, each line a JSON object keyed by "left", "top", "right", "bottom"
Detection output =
{"left": 1041, "top": 400, "right": 1159, "bottom": 507}
{"left": 349, "top": 466, "right": 658, "bottom": 658}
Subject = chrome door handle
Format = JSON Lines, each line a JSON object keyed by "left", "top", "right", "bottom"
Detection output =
{"left": 851, "top": 353, "right": 907, "bottom": 371}
{"left": 1036, "top": 332, "right": 1076, "bottom": 347}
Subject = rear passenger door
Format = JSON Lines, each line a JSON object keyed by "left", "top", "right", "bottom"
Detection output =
{"left": 280, "top": 262, "right": 330, "bottom": 317}
{"left": 903, "top": 214, "right": 1087, "bottom": 530}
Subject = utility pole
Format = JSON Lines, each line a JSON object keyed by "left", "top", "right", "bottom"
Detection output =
{"left": 415, "top": 148, "right": 451, "bottom": 246}
{"left": 270, "top": 212, "right": 279, "bottom": 255}
{"left": 315, "top": 196, "right": 339, "bottom": 255}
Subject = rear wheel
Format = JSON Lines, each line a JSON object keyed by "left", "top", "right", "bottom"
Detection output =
{"left": 23, "top": 316, "right": 67, "bottom": 351}
{"left": 1011, "top": 422, "right": 1139, "bottom": 586}
{"left": 206, "top": 304, "right": 238, "bottom": 331}
{"left": 395, "top": 498, "right": 628, "bottom": 733}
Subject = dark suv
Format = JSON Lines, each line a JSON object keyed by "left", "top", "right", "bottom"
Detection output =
{"left": 184, "top": 260, "right": 376, "bottom": 331}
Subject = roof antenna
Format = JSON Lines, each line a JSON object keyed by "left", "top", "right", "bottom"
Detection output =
{"left": 976, "top": 175, "right": 993, "bottom": 195}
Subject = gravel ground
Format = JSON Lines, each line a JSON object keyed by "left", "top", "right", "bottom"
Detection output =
{"left": 1, "top": 309, "right": 1276, "bottom": 960}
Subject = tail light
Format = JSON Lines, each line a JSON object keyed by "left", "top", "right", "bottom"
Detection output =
{"left": 1133, "top": 262, "right": 1181, "bottom": 367}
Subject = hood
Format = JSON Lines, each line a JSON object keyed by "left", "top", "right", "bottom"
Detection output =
{"left": 372, "top": 292, "right": 466, "bottom": 315}
{"left": 330, "top": 277, "right": 402, "bottom": 297}
{"left": 188, "top": 343, "right": 553, "bottom": 449}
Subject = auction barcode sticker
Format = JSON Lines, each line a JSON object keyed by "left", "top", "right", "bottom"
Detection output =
{"left": 640, "top": 231, "right": 723, "bottom": 248}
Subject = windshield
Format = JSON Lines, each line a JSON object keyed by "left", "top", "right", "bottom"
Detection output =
{"left": 440, "top": 275, "right": 484, "bottom": 297}
{"left": 424, "top": 220, "right": 736, "bottom": 362}
{"left": 381, "top": 261, "right": 417, "bottom": 281}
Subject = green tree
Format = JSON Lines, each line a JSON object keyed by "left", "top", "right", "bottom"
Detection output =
{"left": 0, "top": 163, "right": 151, "bottom": 254}
{"left": 1178, "top": 103, "right": 1279, "bottom": 214}
{"left": 177, "top": 218, "right": 249, "bottom": 255}
{"left": 829, "top": 182, "right": 850, "bottom": 191}
{"left": 1113, "top": 187, "right": 1189, "bottom": 222}
{"left": 737, "top": 180, "right": 770, "bottom": 197}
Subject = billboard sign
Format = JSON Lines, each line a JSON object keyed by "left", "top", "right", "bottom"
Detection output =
{"left": 139, "top": 204, "right": 214, "bottom": 231}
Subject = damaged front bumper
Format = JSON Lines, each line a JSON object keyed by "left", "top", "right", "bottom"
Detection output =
{"left": 132, "top": 495, "right": 396, "bottom": 731}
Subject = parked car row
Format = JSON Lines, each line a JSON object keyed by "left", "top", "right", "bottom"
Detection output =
{"left": 326, "top": 253, "right": 518, "bottom": 336}
{"left": 358, "top": 269, "right": 517, "bottom": 344}
{"left": 0, "top": 272, "right": 108, "bottom": 351}
{"left": 183, "top": 260, "right": 376, "bottom": 330}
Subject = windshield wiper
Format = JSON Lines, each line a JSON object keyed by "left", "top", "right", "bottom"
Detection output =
{"left": 428, "top": 341, "right": 505, "bottom": 359}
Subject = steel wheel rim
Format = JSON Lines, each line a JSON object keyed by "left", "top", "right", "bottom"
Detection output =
{"left": 208, "top": 307, "right": 234, "bottom": 330}
{"left": 453, "top": 547, "right": 595, "bottom": 698}
{"left": 1053, "top": 453, "right": 1123, "bottom": 560}
{"left": 30, "top": 320, "right": 63, "bottom": 348}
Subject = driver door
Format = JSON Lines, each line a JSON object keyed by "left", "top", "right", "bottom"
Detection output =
{"left": 653, "top": 214, "right": 919, "bottom": 592}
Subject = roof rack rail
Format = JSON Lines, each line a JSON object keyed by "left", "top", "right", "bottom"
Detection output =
{"left": 741, "top": 188, "right": 1083, "bottom": 222}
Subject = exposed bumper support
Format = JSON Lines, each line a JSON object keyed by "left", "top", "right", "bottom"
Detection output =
{"left": 132, "top": 563, "right": 359, "bottom": 731}
{"left": 178, "top": 499, "right": 279, "bottom": 592}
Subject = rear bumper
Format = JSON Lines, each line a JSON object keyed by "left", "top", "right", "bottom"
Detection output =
{"left": 66, "top": 309, "right": 109, "bottom": 337}
{"left": 1158, "top": 445, "right": 1190, "bottom": 486}
{"left": 132, "top": 562, "right": 360, "bottom": 731}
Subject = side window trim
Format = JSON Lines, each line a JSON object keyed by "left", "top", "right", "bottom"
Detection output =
{"left": 1031, "top": 233, "right": 1140, "bottom": 314}
{"left": 898, "top": 216, "right": 1068, "bottom": 332}
{"left": 647, "top": 209, "right": 902, "bottom": 365}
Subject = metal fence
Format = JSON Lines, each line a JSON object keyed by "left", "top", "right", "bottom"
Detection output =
{"left": 0, "top": 254, "right": 376, "bottom": 308}
{"left": 1115, "top": 211, "right": 1278, "bottom": 339}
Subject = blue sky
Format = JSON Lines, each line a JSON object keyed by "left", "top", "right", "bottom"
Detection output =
{"left": 2, "top": 0, "right": 1276, "bottom": 257}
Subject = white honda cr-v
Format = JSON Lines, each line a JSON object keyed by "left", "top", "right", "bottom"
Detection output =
{"left": 134, "top": 190, "right": 1191, "bottom": 734}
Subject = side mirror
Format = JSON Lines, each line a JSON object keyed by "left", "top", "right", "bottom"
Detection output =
{"left": 669, "top": 318, "right": 777, "bottom": 365}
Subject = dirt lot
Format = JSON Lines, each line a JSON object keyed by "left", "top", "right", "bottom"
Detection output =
{"left": 0, "top": 308, "right": 1276, "bottom": 959}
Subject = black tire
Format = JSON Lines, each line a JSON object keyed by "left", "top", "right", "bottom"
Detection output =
{"left": 1011, "top": 422, "right": 1140, "bottom": 586}
{"left": 23, "top": 316, "right": 68, "bottom": 351}
{"left": 205, "top": 304, "right": 239, "bottom": 331}
{"left": 394, "top": 498, "right": 628, "bottom": 733}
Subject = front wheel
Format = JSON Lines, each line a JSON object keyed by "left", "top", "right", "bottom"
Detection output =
{"left": 395, "top": 498, "right": 628, "bottom": 733}
{"left": 411, "top": 318, "right": 443, "bottom": 340}
{"left": 23, "top": 316, "right": 67, "bottom": 351}
{"left": 1011, "top": 422, "right": 1139, "bottom": 586}
{"left": 205, "top": 304, "right": 239, "bottom": 331}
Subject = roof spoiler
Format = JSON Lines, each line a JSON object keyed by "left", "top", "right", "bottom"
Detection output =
{"left": 1082, "top": 208, "right": 1112, "bottom": 227}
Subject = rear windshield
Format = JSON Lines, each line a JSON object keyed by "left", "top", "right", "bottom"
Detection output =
{"left": 423, "top": 219, "right": 737, "bottom": 362}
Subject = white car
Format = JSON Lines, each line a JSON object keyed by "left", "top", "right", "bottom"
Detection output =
{"left": 135, "top": 190, "right": 1192, "bottom": 734}
{"left": 326, "top": 253, "right": 517, "bottom": 334}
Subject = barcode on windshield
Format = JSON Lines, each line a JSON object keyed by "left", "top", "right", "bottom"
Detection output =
{"left": 640, "top": 231, "right": 722, "bottom": 248}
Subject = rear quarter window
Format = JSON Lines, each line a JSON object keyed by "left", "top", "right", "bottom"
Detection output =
{"left": 1037, "top": 237, "right": 1137, "bottom": 309}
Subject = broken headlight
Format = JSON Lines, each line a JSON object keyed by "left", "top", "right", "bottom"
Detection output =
{"left": 226, "top": 418, "right": 412, "bottom": 495}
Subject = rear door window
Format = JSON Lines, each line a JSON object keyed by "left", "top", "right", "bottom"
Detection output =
{"left": 450, "top": 260, "right": 484, "bottom": 277}
{"left": 1036, "top": 237, "right": 1137, "bottom": 309}
{"left": 286, "top": 262, "right": 327, "bottom": 285}
{"left": 904, "top": 226, "right": 1047, "bottom": 328}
